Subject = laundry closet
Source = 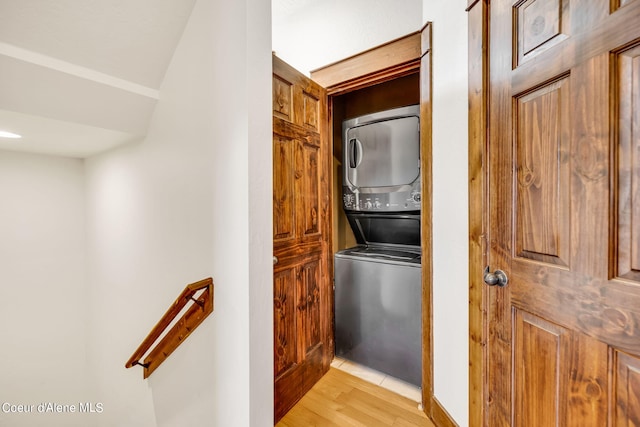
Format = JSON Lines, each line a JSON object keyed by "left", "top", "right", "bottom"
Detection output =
{"left": 273, "top": 27, "right": 432, "bottom": 421}
{"left": 318, "top": 64, "right": 423, "bottom": 386}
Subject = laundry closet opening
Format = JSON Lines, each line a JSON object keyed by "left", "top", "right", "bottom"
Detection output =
{"left": 327, "top": 71, "right": 424, "bottom": 391}
{"left": 273, "top": 27, "right": 434, "bottom": 422}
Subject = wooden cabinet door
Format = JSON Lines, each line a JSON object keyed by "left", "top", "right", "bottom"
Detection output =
{"left": 272, "top": 55, "right": 331, "bottom": 422}
{"left": 486, "top": 1, "right": 640, "bottom": 425}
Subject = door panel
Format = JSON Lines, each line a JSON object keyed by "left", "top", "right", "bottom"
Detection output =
{"left": 274, "top": 267, "right": 297, "bottom": 379}
{"left": 616, "top": 44, "right": 640, "bottom": 282}
{"left": 487, "top": 1, "right": 640, "bottom": 425}
{"left": 514, "top": 77, "right": 571, "bottom": 267}
{"left": 273, "top": 135, "right": 295, "bottom": 242}
{"left": 299, "top": 140, "right": 320, "bottom": 237}
{"left": 302, "top": 91, "right": 320, "bottom": 131}
{"left": 615, "top": 351, "right": 640, "bottom": 425}
{"left": 514, "top": 0, "right": 570, "bottom": 66}
{"left": 297, "top": 258, "right": 322, "bottom": 355}
{"left": 272, "top": 54, "right": 331, "bottom": 422}
{"left": 513, "top": 309, "right": 570, "bottom": 427}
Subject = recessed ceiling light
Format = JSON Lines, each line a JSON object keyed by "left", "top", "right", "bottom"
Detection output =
{"left": 0, "top": 130, "right": 22, "bottom": 138}
{"left": 0, "top": 130, "right": 22, "bottom": 139}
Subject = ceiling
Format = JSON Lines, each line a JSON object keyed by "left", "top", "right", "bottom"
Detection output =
{"left": 272, "top": 0, "right": 316, "bottom": 20}
{"left": 0, "top": 1, "right": 317, "bottom": 159}
{"left": 0, "top": 0, "right": 196, "bottom": 158}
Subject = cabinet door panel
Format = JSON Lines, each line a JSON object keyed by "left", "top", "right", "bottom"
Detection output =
{"left": 272, "top": 54, "right": 330, "bottom": 423}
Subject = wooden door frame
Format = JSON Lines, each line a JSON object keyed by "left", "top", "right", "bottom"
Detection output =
{"left": 311, "top": 24, "right": 455, "bottom": 427}
{"left": 467, "top": 1, "right": 488, "bottom": 426}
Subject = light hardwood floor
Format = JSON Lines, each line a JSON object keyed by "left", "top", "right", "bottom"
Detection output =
{"left": 277, "top": 368, "right": 435, "bottom": 427}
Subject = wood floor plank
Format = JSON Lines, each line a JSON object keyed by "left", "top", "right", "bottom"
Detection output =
{"left": 336, "top": 403, "right": 395, "bottom": 427}
{"left": 277, "top": 368, "right": 435, "bottom": 427}
{"left": 393, "top": 418, "right": 430, "bottom": 427}
{"left": 342, "top": 389, "right": 425, "bottom": 425}
{"left": 300, "top": 390, "right": 367, "bottom": 426}
{"left": 323, "top": 368, "right": 422, "bottom": 409}
{"left": 336, "top": 390, "right": 397, "bottom": 425}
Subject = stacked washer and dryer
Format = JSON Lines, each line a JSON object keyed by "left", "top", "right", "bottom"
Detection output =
{"left": 334, "top": 105, "right": 422, "bottom": 387}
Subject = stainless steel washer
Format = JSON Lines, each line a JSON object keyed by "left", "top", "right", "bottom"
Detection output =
{"left": 334, "top": 245, "right": 422, "bottom": 386}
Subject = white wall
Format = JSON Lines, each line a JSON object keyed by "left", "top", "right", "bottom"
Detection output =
{"left": 273, "top": 1, "right": 470, "bottom": 425}
{"left": 272, "top": 0, "right": 423, "bottom": 75}
{"left": 0, "top": 1, "right": 272, "bottom": 426}
{"left": 0, "top": 151, "right": 89, "bottom": 427}
{"left": 84, "top": 0, "right": 272, "bottom": 426}
{"left": 246, "top": 0, "right": 274, "bottom": 422}
{"left": 423, "top": 1, "right": 469, "bottom": 425}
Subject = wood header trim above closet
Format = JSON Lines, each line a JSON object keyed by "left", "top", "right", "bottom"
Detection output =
{"left": 421, "top": 22, "right": 431, "bottom": 56}
{"left": 310, "top": 31, "right": 421, "bottom": 95}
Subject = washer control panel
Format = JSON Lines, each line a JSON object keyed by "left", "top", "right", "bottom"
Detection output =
{"left": 342, "top": 187, "right": 421, "bottom": 212}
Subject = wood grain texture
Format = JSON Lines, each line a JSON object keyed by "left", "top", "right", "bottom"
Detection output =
{"left": 310, "top": 32, "right": 421, "bottom": 95}
{"left": 303, "top": 91, "right": 320, "bottom": 131}
{"left": 276, "top": 368, "right": 435, "bottom": 427}
{"left": 467, "top": 2, "right": 489, "bottom": 426}
{"left": 274, "top": 268, "right": 297, "bottom": 378}
{"left": 566, "top": 332, "right": 608, "bottom": 426}
{"left": 421, "top": 23, "right": 431, "bottom": 56}
{"left": 273, "top": 54, "right": 331, "bottom": 422}
{"left": 273, "top": 75, "right": 292, "bottom": 120}
{"left": 514, "top": 0, "right": 570, "bottom": 65}
{"left": 612, "top": 0, "right": 637, "bottom": 11}
{"left": 513, "top": 310, "right": 569, "bottom": 426}
{"left": 430, "top": 397, "right": 458, "bottom": 427}
{"left": 297, "top": 259, "right": 322, "bottom": 355}
{"left": 487, "top": 0, "right": 516, "bottom": 425}
{"left": 615, "top": 351, "right": 640, "bottom": 425}
{"left": 125, "top": 278, "right": 214, "bottom": 379}
{"left": 482, "top": 0, "right": 640, "bottom": 425}
{"left": 514, "top": 77, "right": 570, "bottom": 266}
{"left": 273, "top": 134, "right": 295, "bottom": 241}
{"left": 300, "top": 141, "right": 320, "bottom": 237}
{"left": 615, "top": 43, "right": 640, "bottom": 282}
{"left": 419, "top": 23, "right": 435, "bottom": 421}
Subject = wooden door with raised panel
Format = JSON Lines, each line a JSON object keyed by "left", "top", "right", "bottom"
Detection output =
{"left": 486, "top": 0, "right": 640, "bottom": 425}
{"left": 272, "top": 55, "right": 331, "bottom": 422}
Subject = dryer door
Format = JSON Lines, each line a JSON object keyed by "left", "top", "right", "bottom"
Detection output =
{"left": 345, "top": 115, "right": 420, "bottom": 189}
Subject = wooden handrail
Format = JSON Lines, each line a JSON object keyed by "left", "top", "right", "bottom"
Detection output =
{"left": 126, "top": 277, "right": 214, "bottom": 378}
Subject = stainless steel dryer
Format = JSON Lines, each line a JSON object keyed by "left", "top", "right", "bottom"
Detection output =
{"left": 342, "top": 104, "right": 421, "bottom": 213}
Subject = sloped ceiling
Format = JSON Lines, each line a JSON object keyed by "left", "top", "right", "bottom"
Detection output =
{"left": 0, "top": 0, "right": 196, "bottom": 158}
{"left": 272, "top": 0, "right": 316, "bottom": 21}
